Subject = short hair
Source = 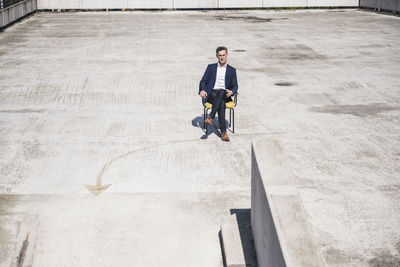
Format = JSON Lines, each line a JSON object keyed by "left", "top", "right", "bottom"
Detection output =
{"left": 216, "top": 46, "right": 228, "bottom": 54}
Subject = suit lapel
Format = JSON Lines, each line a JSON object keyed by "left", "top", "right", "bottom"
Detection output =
{"left": 225, "top": 64, "right": 231, "bottom": 86}
{"left": 210, "top": 64, "right": 217, "bottom": 88}
{"left": 212, "top": 63, "right": 218, "bottom": 77}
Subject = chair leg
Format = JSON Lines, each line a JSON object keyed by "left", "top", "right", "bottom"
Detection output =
{"left": 232, "top": 108, "right": 235, "bottom": 133}
{"left": 205, "top": 108, "right": 209, "bottom": 134}
{"left": 203, "top": 107, "right": 206, "bottom": 128}
{"left": 229, "top": 108, "right": 232, "bottom": 127}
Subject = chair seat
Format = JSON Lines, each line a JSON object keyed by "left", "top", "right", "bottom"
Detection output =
{"left": 205, "top": 101, "right": 235, "bottom": 109}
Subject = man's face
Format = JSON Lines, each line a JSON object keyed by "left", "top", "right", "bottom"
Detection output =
{"left": 217, "top": 50, "right": 228, "bottom": 66}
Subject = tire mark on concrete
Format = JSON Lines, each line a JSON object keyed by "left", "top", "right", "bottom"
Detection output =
{"left": 16, "top": 232, "right": 29, "bottom": 267}
{"left": 11, "top": 215, "right": 39, "bottom": 267}
{"left": 0, "top": 109, "right": 46, "bottom": 113}
{"left": 66, "top": 80, "right": 73, "bottom": 105}
{"left": 89, "top": 138, "right": 204, "bottom": 196}
{"left": 87, "top": 131, "right": 285, "bottom": 196}
{"left": 0, "top": 85, "right": 65, "bottom": 105}
{"left": 80, "top": 78, "right": 89, "bottom": 104}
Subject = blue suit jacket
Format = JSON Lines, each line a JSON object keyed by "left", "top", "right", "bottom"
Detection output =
{"left": 199, "top": 63, "right": 238, "bottom": 102}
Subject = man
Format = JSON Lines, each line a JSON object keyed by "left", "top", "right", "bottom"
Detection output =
{"left": 199, "top": 46, "right": 238, "bottom": 141}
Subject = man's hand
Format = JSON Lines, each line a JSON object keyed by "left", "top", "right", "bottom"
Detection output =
{"left": 226, "top": 90, "right": 233, "bottom": 97}
{"left": 200, "top": 90, "right": 207, "bottom": 99}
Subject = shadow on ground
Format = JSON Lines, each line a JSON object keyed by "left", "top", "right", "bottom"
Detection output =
{"left": 218, "top": 209, "right": 258, "bottom": 267}
{"left": 231, "top": 209, "right": 258, "bottom": 267}
{"left": 191, "top": 115, "right": 230, "bottom": 139}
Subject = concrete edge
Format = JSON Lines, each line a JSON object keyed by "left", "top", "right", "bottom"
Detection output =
{"left": 360, "top": 0, "right": 400, "bottom": 13}
{"left": 251, "top": 139, "right": 325, "bottom": 267}
{"left": 35, "top": 7, "right": 359, "bottom": 12}
{"left": 35, "top": 0, "right": 359, "bottom": 10}
{"left": 0, "top": 0, "right": 37, "bottom": 30}
{"left": 220, "top": 214, "right": 246, "bottom": 267}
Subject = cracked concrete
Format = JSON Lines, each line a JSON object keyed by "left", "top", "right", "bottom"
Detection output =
{"left": 0, "top": 8, "right": 400, "bottom": 267}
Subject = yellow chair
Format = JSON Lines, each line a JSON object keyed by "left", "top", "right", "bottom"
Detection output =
{"left": 203, "top": 93, "right": 238, "bottom": 134}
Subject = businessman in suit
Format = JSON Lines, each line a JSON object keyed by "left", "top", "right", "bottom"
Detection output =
{"left": 199, "top": 46, "right": 238, "bottom": 141}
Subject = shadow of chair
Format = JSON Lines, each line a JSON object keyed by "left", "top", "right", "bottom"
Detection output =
{"left": 191, "top": 115, "right": 219, "bottom": 139}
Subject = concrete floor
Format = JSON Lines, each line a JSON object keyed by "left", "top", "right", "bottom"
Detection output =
{"left": 0, "top": 9, "right": 399, "bottom": 266}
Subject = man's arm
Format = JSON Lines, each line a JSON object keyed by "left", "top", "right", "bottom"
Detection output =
{"left": 226, "top": 68, "right": 238, "bottom": 97}
{"left": 231, "top": 68, "right": 238, "bottom": 94}
{"left": 199, "top": 65, "right": 211, "bottom": 96}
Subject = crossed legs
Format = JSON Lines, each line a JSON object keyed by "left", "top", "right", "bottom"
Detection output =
{"left": 208, "top": 90, "right": 227, "bottom": 133}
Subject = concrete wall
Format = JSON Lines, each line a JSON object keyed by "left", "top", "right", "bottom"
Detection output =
{"left": 37, "top": 0, "right": 359, "bottom": 9}
{"left": 360, "top": 0, "right": 400, "bottom": 12}
{"left": 251, "top": 140, "right": 324, "bottom": 267}
{"left": 0, "top": 0, "right": 36, "bottom": 29}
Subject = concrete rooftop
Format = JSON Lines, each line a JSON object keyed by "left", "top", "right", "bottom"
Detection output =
{"left": 0, "top": 9, "right": 400, "bottom": 266}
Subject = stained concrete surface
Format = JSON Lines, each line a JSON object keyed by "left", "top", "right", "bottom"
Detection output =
{"left": 0, "top": 9, "right": 399, "bottom": 266}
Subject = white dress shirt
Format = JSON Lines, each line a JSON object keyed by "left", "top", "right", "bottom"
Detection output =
{"left": 213, "top": 63, "right": 227, "bottom": 90}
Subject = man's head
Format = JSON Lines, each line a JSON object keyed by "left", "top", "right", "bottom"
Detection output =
{"left": 216, "top": 46, "right": 228, "bottom": 66}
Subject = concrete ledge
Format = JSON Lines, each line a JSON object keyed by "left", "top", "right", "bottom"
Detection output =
{"left": 220, "top": 214, "right": 247, "bottom": 267}
{"left": 37, "top": 0, "right": 359, "bottom": 10}
{"left": 220, "top": 210, "right": 258, "bottom": 267}
{"left": 360, "top": 0, "right": 400, "bottom": 12}
{"left": 0, "top": 0, "right": 37, "bottom": 29}
{"left": 251, "top": 139, "right": 324, "bottom": 267}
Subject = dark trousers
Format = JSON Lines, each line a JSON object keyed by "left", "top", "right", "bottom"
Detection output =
{"left": 208, "top": 90, "right": 231, "bottom": 133}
